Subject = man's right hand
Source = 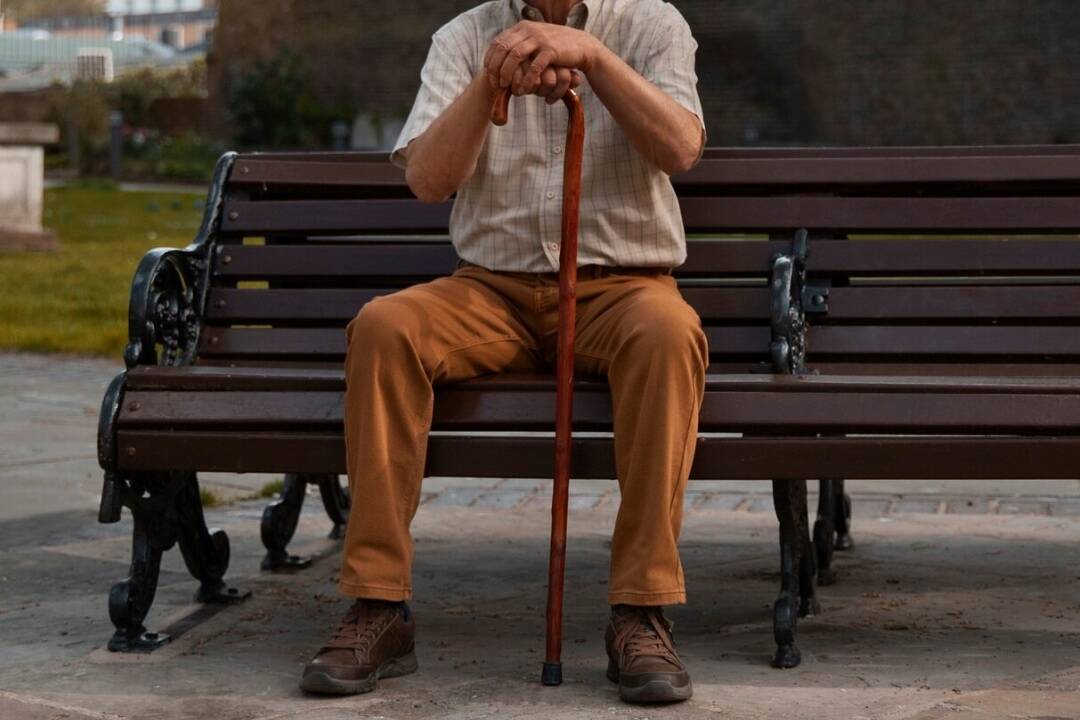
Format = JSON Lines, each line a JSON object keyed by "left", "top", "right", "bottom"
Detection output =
{"left": 497, "top": 65, "right": 583, "bottom": 105}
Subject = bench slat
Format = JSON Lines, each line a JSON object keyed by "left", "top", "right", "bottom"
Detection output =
{"left": 211, "top": 241, "right": 783, "bottom": 280}
{"left": 220, "top": 197, "right": 1080, "bottom": 235}
{"left": 194, "top": 325, "right": 1080, "bottom": 359}
{"left": 196, "top": 326, "right": 771, "bottom": 360}
{"left": 125, "top": 366, "right": 1080, "bottom": 394}
{"left": 115, "top": 430, "right": 1080, "bottom": 479}
{"left": 204, "top": 285, "right": 1080, "bottom": 326}
{"left": 119, "top": 385, "right": 1080, "bottom": 433}
{"left": 808, "top": 239, "right": 1080, "bottom": 274}
{"left": 205, "top": 286, "right": 771, "bottom": 324}
{"left": 229, "top": 155, "right": 1080, "bottom": 192}
{"left": 208, "top": 240, "right": 1080, "bottom": 285}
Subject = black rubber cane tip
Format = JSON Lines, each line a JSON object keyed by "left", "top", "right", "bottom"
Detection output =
{"left": 541, "top": 662, "right": 563, "bottom": 686}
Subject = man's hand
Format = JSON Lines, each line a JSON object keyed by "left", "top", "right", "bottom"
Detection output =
{"left": 505, "top": 64, "right": 584, "bottom": 103}
{"left": 485, "top": 20, "right": 599, "bottom": 95}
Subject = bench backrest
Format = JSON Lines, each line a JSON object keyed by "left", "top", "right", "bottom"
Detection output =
{"left": 198, "top": 146, "right": 1080, "bottom": 375}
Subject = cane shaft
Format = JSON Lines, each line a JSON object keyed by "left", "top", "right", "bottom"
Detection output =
{"left": 490, "top": 87, "right": 585, "bottom": 685}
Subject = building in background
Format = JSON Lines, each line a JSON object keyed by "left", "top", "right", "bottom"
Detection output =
{"left": 103, "top": 0, "right": 216, "bottom": 52}
{"left": 0, "top": 0, "right": 214, "bottom": 92}
{"left": 208, "top": 0, "right": 1080, "bottom": 149}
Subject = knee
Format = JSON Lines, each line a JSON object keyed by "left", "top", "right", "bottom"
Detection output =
{"left": 623, "top": 310, "right": 708, "bottom": 372}
{"left": 347, "top": 297, "right": 415, "bottom": 356}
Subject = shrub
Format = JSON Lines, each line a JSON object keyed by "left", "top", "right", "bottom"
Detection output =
{"left": 226, "top": 49, "right": 347, "bottom": 149}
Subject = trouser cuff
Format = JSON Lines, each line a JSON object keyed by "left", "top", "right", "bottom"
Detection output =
{"left": 608, "top": 589, "right": 686, "bottom": 606}
{"left": 338, "top": 580, "right": 412, "bottom": 602}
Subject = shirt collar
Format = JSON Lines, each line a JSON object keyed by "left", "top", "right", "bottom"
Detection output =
{"left": 510, "top": 0, "right": 597, "bottom": 32}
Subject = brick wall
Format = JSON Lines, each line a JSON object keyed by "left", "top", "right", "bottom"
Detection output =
{"left": 208, "top": 0, "right": 1080, "bottom": 147}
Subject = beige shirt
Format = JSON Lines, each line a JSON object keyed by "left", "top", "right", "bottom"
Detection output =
{"left": 392, "top": 0, "right": 704, "bottom": 272}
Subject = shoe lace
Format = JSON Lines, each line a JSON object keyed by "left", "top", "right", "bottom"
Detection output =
{"left": 613, "top": 606, "right": 679, "bottom": 665}
{"left": 327, "top": 601, "right": 396, "bottom": 651}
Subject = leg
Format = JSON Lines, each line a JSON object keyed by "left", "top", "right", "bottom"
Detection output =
{"left": 175, "top": 472, "right": 250, "bottom": 604}
{"left": 104, "top": 471, "right": 247, "bottom": 651}
{"left": 317, "top": 475, "right": 350, "bottom": 540}
{"left": 260, "top": 473, "right": 349, "bottom": 571}
{"left": 814, "top": 479, "right": 838, "bottom": 586}
{"left": 261, "top": 474, "right": 313, "bottom": 571}
{"left": 771, "top": 478, "right": 817, "bottom": 669}
{"left": 573, "top": 273, "right": 704, "bottom": 703}
{"left": 337, "top": 267, "right": 542, "bottom": 601}
{"left": 834, "top": 479, "right": 854, "bottom": 551}
{"left": 106, "top": 472, "right": 174, "bottom": 652}
{"left": 571, "top": 273, "right": 708, "bottom": 607}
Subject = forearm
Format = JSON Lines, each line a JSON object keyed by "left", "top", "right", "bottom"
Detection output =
{"left": 403, "top": 73, "right": 498, "bottom": 203}
{"left": 584, "top": 43, "right": 704, "bottom": 176}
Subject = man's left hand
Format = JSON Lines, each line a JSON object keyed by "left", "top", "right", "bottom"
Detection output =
{"left": 484, "top": 20, "right": 600, "bottom": 95}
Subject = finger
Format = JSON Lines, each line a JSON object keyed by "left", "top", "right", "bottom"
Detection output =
{"left": 522, "top": 47, "right": 557, "bottom": 91}
{"left": 499, "top": 37, "right": 540, "bottom": 88}
{"left": 569, "top": 70, "right": 583, "bottom": 89}
{"left": 511, "top": 65, "right": 530, "bottom": 96}
{"left": 547, "top": 67, "right": 573, "bottom": 104}
{"left": 485, "top": 26, "right": 529, "bottom": 85}
{"left": 536, "top": 67, "right": 558, "bottom": 98}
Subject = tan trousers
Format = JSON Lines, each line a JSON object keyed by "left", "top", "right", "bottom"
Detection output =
{"left": 339, "top": 263, "right": 708, "bottom": 606}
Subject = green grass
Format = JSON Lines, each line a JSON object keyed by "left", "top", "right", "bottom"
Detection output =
{"left": 199, "top": 487, "right": 225, "bottom": 508}
{"left": 0, "top": 182, "right": 204, "bottom": 357}
{"left": 257, "top": 479, "right": 285, "bottom": 499}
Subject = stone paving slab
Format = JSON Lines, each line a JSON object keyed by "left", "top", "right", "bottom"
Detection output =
{"left": 1, "top": 501, "right": 1080, "bottom": 720}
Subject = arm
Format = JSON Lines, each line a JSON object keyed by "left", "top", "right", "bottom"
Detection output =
{"left": 401, "top": 47, "right": 583, "bottom": 203}
{"left": 486, "top": 20, "right": 705, "bottom": 176}
{"left": 402, "top": 73, "right": 498, "bottom": 203}
{"left": 584, "top": 43, "right": 704, "bottom": 176}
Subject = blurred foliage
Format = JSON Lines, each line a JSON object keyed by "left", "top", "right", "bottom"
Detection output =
{"left": 46, "top": 60, "right": 216, "bottom": 179}
{"left": 0, "top": 183, "right": 204, "bottom": 356}
{"left": 3, "top": 0, "right": 104, "bottom": 20}
{"left": 113, "top": 60, "right": 208, "bottom": 127}
{"left": 226, "top": 49, "right": 349, "bottom": 149}
{"left": 127, "top": 132, "right": 221, "bottom": 182}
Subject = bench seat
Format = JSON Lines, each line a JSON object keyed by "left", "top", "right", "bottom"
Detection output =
{"left": 115, "top": 365, "right": 1080, "bottom": 478}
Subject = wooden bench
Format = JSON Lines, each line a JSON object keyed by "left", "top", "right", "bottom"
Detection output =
{"left": 98, "top": 145, "right": 1080, "bottom": 668}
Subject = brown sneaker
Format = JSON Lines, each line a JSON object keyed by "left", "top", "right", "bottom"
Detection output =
{"left": 605, "top": 605, "right": 692, "bottom": 703}
{"left": 300, "top": 599, "right": 418, "bottom": 695}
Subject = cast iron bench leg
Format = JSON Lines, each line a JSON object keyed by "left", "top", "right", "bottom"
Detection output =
{"left": 771, "top": 478, "right": 818, "bottom": 669}
{"left": 814, "top": 479, "right": 839, "bottom": 586}
{"left": 105, "top": 471, "right": 249, "bottom": 652}
{"left": 834, "top": 479, "right": 854, "bottom": 552}
{"left": 260, "top": 473, "right": 349, "bottom": 571}
{"left": 814, "top": 478, "right": 856, "bottom": 586}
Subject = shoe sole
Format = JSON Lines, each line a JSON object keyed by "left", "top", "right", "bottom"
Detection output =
{"left": 607, "top": 659, "right": 692, "bottom": 704}
{"left": 300, "top": 649, "right": 418, "bottom": 695}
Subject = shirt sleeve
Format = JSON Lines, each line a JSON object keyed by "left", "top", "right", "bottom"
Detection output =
{"left": 391, "top": 27, "right": 477, "bottom": 169}
{"left": 641, "top": 7, "right": 707, "bottom": 162}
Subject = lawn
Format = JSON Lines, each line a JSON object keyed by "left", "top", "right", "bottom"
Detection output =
{"left": 0, "top": 181, "right": 205, "bottom": 357}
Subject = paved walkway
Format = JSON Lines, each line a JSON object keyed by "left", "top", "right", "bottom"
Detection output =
{"left": 2, "top": 352, "right": 1079, "bottom": 719}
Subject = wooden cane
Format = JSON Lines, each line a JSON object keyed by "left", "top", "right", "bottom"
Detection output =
{"left": 491, "top": 86, "right": 584, "bottom": 687}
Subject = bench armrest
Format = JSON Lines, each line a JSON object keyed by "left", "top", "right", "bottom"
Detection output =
{"left": 123, "top": 153, "right": 236, "bottom": 368}
{"left": 770, "top": 228, "right": 810, "bottom": 375}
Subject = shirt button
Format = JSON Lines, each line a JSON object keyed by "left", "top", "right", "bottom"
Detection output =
{"left": 548, "top": 242, "right": 560, "bottom": 252}
{"left": 553, "top": 146, "right": 562, "bottom": 154}
{"left": 546, "top": 191, "right": 555, "bottom": 199}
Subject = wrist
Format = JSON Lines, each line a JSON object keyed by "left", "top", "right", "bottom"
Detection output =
{"left": 472, "top": 70, "right": 498, "bottom": 100}
{"left": 580, "top": 35, "right": 609, "bottom": 77}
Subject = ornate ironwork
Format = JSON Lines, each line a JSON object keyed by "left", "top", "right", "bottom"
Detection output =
{"left": 122, "top": 152, "right": 235, "bottom": 369}
{"left": 98, "top": 153, "right": 246, "bottom": 652}
{"left": 769, "top": 228, "right": 810, "bottom": 376}
{"left": 771, "top": 478, "right": 818, "bottom": 669}
{"left": 106, "top": 471, "right": 249, "bottom": 652}
{"left": 260, "top": 473, "right": 350, "bottom": 571}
